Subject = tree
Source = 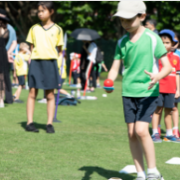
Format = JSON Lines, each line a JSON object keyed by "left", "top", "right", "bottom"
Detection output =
{"left": 146, "top": 1, "right": 180, "bottom": 31}
{"left": 0, "top": 1, "right": 38, "bottom": 40}
{"left": 1, "top": 1, "right": 180, "bottom": 40}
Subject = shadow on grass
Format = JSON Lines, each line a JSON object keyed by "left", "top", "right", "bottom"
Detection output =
{"left": 79, "top": 166, "right": 134, "bottom": 180}
{"left": 18, "top": 122, "right": 46, "bottom": 131}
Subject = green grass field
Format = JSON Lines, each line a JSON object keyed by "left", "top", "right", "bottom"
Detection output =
{"left": 0, "top": 80, "right": 180, "bottom": 180}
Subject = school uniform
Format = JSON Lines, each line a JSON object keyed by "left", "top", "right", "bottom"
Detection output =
{"left": 115, "top": 28, "right": 167, "bottom": 123}
{"left": 158, "top": 52, "right": 180, "bottom": 108}
{"left": 174, "top": 49, "right": 180, "bottom": 103}
{"left": 14, "top": 53, "right": 30, "bottom": 86}
{"left": 26, "top": 23, "right": 64, "bottom": 90}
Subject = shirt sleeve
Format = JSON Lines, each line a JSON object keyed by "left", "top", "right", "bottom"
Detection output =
{"left": 6, "top": 24, "right": 17, "bottom": 50}
{"left": 154, "top": 35, "right": 167, "bottom": 59}
{"left": 57, "top": 27, "right": 64, "bottom": 47}
{"left": 26, "top": 27, "right": 34, "bottom": 44}
{"left": 114, "top": 43, "right": 121, "bottom": 60}
{"left": 9, "top": 25, "right": 17, "bottom": 41}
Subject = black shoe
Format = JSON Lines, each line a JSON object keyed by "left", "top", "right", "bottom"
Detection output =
{"left": 26, "top": 123, "right": 39, "bottom": 132}
{"left": 46, "top": 124, "right": 55, "bottom": 133}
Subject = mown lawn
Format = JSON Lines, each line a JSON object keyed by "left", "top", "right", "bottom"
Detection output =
{"left": 0, "top": 80, "right": 179, "bottom": 180}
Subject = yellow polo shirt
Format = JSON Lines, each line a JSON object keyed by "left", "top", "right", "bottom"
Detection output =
{"left": 26, "top": 23, "right": 64, "bottom": 60}
{"left": 14, "top": 53, "right": 30, "bottom": 76}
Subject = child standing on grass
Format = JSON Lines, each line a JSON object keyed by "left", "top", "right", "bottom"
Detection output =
{"left": 26, "top": 1, "right": 64, "bottom": 133}
{"left": 152, "top": 30, "right": 180, "bottom": 143}
{"left": 106, "top": 2, "right": 172, "bottom": 180}
{"left": 171, "top": 32, "right": 180, "bottom": 138}
{"left": 14, "top": 43, "right": 31, "bottom": 103}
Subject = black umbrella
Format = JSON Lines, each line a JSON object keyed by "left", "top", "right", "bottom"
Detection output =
{"left": 70, "top": 28, "right": 100, "bottom": 41}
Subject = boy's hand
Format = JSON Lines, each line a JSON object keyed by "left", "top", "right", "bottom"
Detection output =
{"left": 175, "top": 90, "right": 180, "bottom": 98}
{"left": 144, "top": 70, "right": 159, "bottom": 90}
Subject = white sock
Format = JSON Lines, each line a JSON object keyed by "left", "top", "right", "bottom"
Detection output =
{"left": 166, "top": 129, "right": 173, "bottom": 136}
{"left": 173, "top": 127, "right": 178, "bottom": 130}
{"left": 137, "top": 171, "right": 146, "bottom": 179}
{"left": 147, "top": 167, "right": 160, "bottom": 175}
{"left": 152, "top": 129, "right": 158, "bottom": 135}
{"left": 67, "top": 93, "right": 72, "bottom": 98}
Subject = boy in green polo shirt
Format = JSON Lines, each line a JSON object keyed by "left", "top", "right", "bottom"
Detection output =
{"left": 106, "top": 1, "right": 172, "bottom": 180}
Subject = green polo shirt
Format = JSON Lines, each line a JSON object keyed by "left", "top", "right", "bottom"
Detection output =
{"left": 114, "top": 28, "right": 167, "bottom": 97}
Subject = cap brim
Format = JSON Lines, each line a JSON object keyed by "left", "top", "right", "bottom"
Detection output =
{"left": 0, "top": 16, "right": 9, "bottom": 22}
{"left": 174, "top": 39, "right": 178, "bottom": 43}
{"left": 113, "top": 11, "right": 137, "bottom": 19}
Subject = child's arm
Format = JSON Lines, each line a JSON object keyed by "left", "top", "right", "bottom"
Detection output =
{"left": 144, "top": 54, "right": 172, "bottom": 90}
{"left": 57, "top": 46, "right": 63, "bottom": 57}
{"left": 28, "top": 44, "right": 34, "bottom": 64}
{"left": 102, "top": 63, "right": 108, "bottom": 72}
{"left": 107, "top": 60, "right": 121, "bottom": 81}
{"left": 175, "top": 74, "right": 180, "bottom": 98}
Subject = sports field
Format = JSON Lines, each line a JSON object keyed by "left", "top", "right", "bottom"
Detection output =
{"left": 0, "top": 80, "right": 179, "bottom": 180}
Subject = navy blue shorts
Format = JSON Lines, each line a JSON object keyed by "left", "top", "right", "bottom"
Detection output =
{"left": 123, "top": 97, "right": 158, "bottom": 123}
{"left": 175, "top": 97, "right": 180, "bottom": 103}
{"left": 28, "top": 60, "right": 61, "bottom": 90}
{"left": 18, "top": 75, "right": 25, "bottom": 86}
{"left": 158, "top": 93, "right": 175, "bottom": 108}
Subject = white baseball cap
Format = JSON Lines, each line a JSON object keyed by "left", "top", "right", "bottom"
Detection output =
{"left": 113, "top": 1, "right": 146, "bottom": 19}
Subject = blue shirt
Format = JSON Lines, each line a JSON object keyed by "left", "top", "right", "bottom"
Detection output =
{"left": 6, "top": 24, "right": 17, "bottom": 51}
{"left": 175, "top": 49, "right": 180, "bottom": 57}
{"left": 13, "top": 44, "right": 20, "bottom": 59}
{"left": 174, "top": 49, "right": 180, "bottom": 75}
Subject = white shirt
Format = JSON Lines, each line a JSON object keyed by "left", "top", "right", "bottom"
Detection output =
{"left": 87, "top": 42, "right": 97, "bottom": 64}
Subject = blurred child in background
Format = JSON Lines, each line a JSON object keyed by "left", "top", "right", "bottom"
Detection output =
{"left": 171, "top": 32, "right": 180, "bottom": 137}
{"left": 13, "top": 43, "right": 31, "bottom": 103}
{"left": 152, "top": 30, "right": 180, "bottom": 143}
{"left": 95, "top": 52, "right": 108, "bottom": 88}
{"left": 71, "top": 53, "right": 81, "bottom": 87}
{"left": 12, "top": 43, "right": 19, "bottom": 87}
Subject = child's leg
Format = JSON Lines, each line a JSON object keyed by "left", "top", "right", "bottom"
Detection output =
{"left": 152, "top": 107, "right": 163, "bottom": 135}
{"left": 172, "top": 103, "right": 180, "bottom": 137}
{"left": 27, "top": 88, "right": 38, "bottom": 125}
{"left": 45, "top": 89, "right": 55, "bottom": 125}
{"left": 0, "top": 90, "right": 5, "bottom": 104}
{"left": 127, "top": 123, "right": 145, "bottom": 173}
{"left": 14, "top": 85, "right": 23, "bottom": 100}
{"left": 172, "top": 103, "right": 179, "bottom": 128}
{"left": 135, "top": 121, "right": 157, "bottom": 169}
{"left": 164, "top": 108, "right": 173, "bottom": 136}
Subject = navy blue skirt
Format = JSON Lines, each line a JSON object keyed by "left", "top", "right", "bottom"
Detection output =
{"left": 28, "top": 60, "right": 61, "bottom": 90}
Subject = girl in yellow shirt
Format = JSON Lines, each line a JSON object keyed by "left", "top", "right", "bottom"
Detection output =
{"left": 26, "top": 1, "right": 64, "bottom": 133}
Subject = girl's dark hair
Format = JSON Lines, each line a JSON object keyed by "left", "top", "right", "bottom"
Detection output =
{"left": 0, "top": 19, "right": 7, "bottom": 29}
{"left": 37, "top": 1, "right": 54, "bottom": 11}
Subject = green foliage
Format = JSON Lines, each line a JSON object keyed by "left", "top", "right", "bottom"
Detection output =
{"left": 146, "top": 1, "right": 180, "bottom": 32}
{"left": 55, "top": 1, "right": 180, "bottom": 39}
{"left": 55, "top": 1, "right": 118, "bottom": 39}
